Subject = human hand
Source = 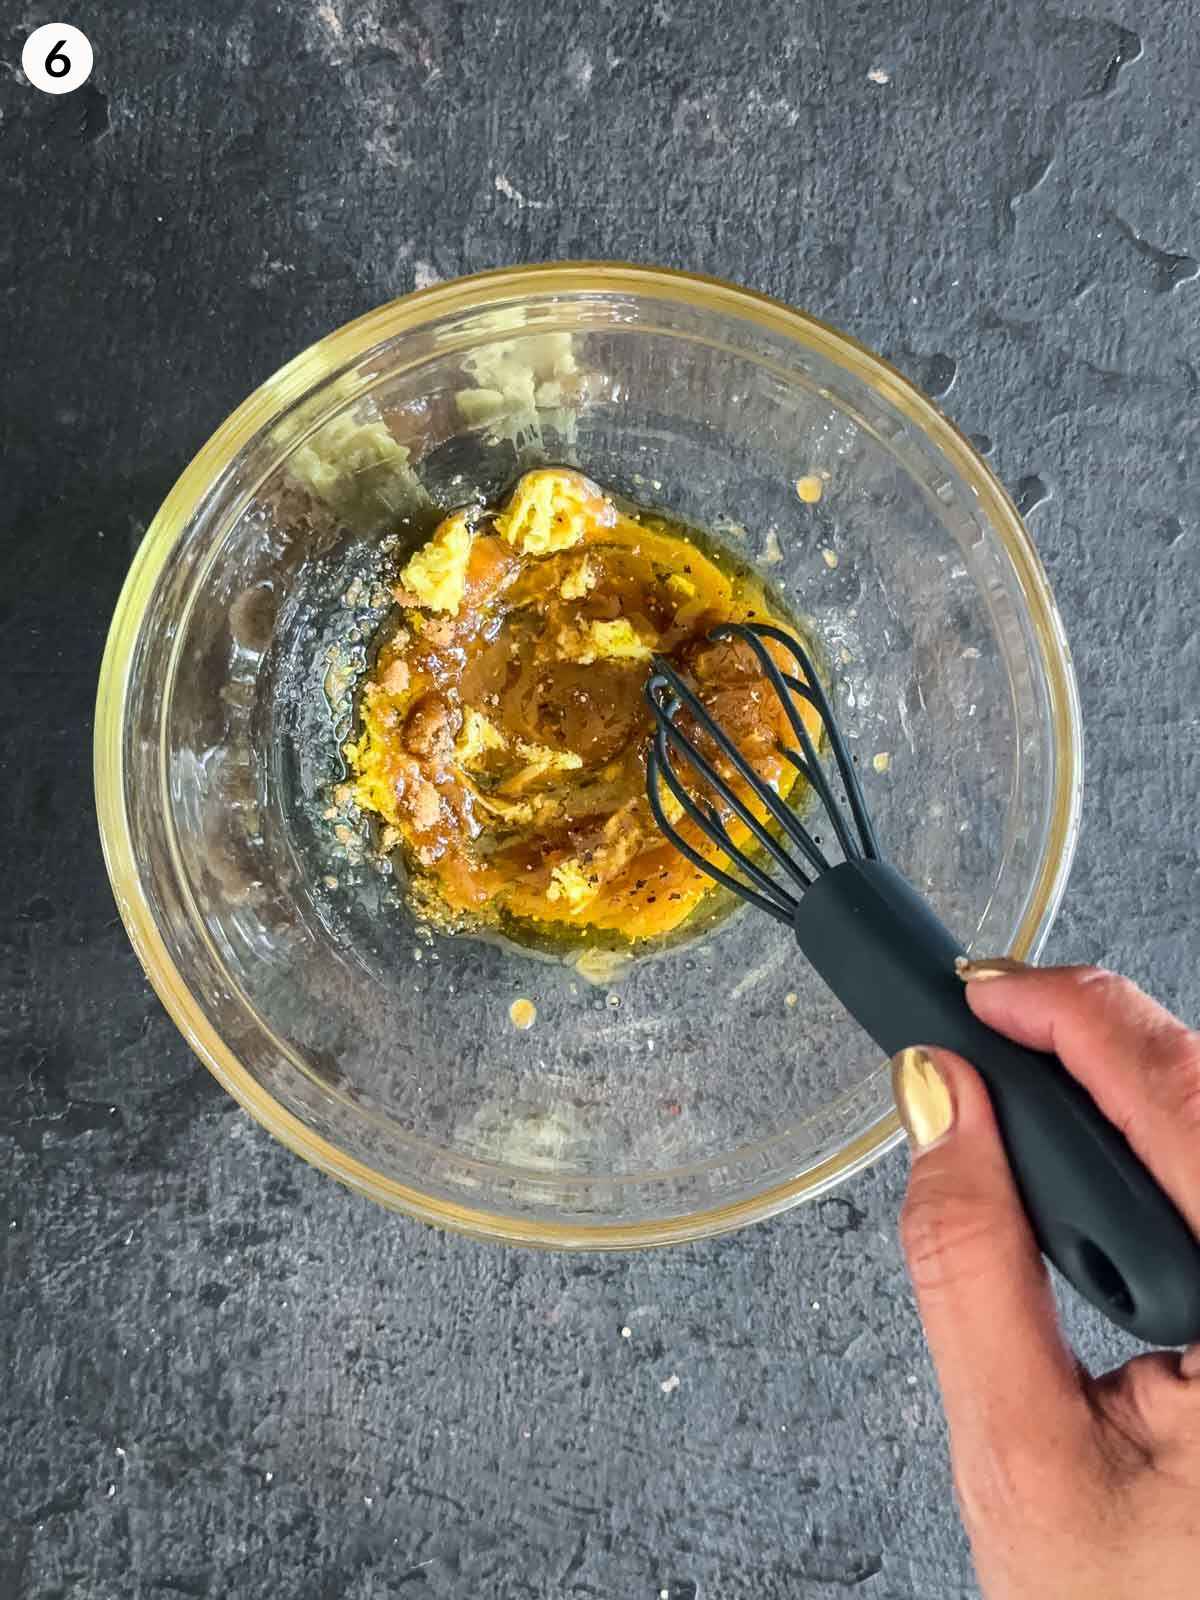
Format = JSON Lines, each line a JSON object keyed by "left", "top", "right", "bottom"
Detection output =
{"left": 891, "top": 964, "right": 1200, "bottom": 1599}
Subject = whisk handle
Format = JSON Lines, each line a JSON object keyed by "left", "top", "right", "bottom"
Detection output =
{"left": 794, "top": 858, "right": 1200, "bottom": 1346}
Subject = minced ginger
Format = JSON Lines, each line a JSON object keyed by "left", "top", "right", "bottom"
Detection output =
{"left": 344, "top": 468, "right": 822, "bottom": 944}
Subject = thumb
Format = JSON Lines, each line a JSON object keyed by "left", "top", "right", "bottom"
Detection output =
{"left": 893, "top": 1047, "right": 1088, "bottom": 1465}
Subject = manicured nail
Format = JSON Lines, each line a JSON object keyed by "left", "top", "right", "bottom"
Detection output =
{"left": 1180, "top": 1344, "right": 1200, "bottom": 1380}
{"left": 891, "top": 1047, "right": 955, "bottom": 1150}
{"left": 955, "top": 955, "right": 1030, "bottom": 982}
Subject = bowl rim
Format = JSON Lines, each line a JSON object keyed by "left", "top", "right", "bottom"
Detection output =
{"left": 94, "top": 260, "right": 1083, "bottom": 1246}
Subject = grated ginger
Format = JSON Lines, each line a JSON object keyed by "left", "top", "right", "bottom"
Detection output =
{"left": 546, "top": 859, "right": 600, "bottom": 912}
{"left": 561, "top": 617, "right": 655, "bottom": 665}
{"left": 560, "top": 554, "right": 597, "bottom": 600}
{"left": 494, "top": 468, "right": 615, "bottom": 555}
{"left": 509, "top": 741, "right": 584, "bottom": 789}
{"left": 455, "top": 707, "right": 507, "bottom": 767}
{"left": 397, "top": 512, "right": 474, "bottom": 614}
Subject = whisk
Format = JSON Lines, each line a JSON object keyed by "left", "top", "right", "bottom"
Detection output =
{"left": 646, "top": 621, "right": 1200, "bottom": 1345}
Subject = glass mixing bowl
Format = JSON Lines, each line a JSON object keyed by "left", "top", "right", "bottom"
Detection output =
{"left": 95, "top": 264, "right": 1082, "bottom": 1245}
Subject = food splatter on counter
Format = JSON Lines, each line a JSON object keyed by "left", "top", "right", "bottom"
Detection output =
{"left": 508, "top": 997, "right": 537, "bottom": 1030}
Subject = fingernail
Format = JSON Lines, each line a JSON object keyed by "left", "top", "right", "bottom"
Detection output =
{"left": 891, "top": 1047, "right": 955, "bottom": 1150}
{"left": 955, "top": 955, "right": 1030, "bottom": 982}
{"left": 1181, "top": 1345, "right": 1200, "bottom": 1380}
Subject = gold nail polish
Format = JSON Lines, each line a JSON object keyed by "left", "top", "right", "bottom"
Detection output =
{"left": 891, "top": 1047, "right": 954, "bottom": 1149}
{"left": 956, "top": 955, "right": 1029, "bottom": 982}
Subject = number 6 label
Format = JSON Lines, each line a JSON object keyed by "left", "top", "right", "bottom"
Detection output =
{"left": 22, "top": 23, "right": 94, "bottom": 95}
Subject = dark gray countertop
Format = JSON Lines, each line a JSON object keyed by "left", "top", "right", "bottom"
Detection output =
{"left": 3, "top": 2, "right": 1198, "bottom": 1594}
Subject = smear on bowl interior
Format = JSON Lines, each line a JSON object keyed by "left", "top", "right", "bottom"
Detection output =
{"left": 344, "top": 468, "right": 822, "bottom": 950}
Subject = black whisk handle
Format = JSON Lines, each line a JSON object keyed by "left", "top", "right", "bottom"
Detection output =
{"left": 795, "top": 859, "right": 1200, "bottom": 1346}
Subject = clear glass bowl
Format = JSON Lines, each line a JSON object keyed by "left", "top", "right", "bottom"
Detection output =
{"left": 95, "top": 264, "right": 1082, "bottom": 1245}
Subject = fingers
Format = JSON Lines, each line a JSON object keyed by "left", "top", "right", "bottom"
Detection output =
{"left": 1091, "top": 1350, "right": 1200, "bottom": 1460}
{"left": 964, "top": 966, "right": 1200, "bottom": 1236}
{"left": 893, "top": 1047, "right": 1089, "bottom": 1470}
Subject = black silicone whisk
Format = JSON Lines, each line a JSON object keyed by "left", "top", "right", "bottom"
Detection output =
{"left": 646, "top": 620, "right": 1200, "bottom": 1345}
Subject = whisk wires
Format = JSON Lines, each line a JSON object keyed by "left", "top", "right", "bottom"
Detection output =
{"left": 645, "top": 622, "right": 878, "bottom": 926}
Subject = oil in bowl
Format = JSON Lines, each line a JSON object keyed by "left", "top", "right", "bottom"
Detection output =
{"left": 334, "top": 467, "right": 823, "bottom": 958}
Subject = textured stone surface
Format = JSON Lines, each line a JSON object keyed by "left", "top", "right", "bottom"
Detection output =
{"left": 2, "top": 1, "right": 1198, "bottom": 1594}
